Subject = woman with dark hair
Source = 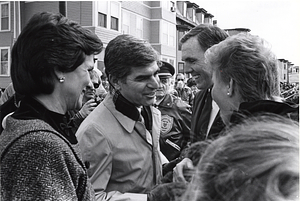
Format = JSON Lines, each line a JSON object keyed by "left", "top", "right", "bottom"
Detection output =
{"left": 0, "top": 12, "right": 103, "bottom": 200}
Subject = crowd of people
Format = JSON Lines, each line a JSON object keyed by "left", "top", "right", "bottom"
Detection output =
{"left": 280, "top": 82, "right": 299, "bottom": 104}
{"left": 0, "top": 11, "right": 298, "bottom": 201}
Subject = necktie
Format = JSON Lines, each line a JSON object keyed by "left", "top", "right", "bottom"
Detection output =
{"left": 196, "top": 90, "right": 212, "bottom": 141}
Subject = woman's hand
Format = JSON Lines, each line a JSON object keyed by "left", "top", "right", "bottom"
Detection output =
{"left": 173, "top": 157, "right": 195, "bottom": 183}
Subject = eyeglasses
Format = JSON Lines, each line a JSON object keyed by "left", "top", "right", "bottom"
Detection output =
{"left": 177, "top": 79, "right": 184, "bottom": 81}
{"left": 93, "top": 83, "right": 100, "bottom": 89}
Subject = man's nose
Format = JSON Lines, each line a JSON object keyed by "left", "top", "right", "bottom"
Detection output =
{"left": 184, "top": 63, "right": 193, "bottom": 74}
{"left": 148, "top": 76, "right": 160, "bottom": 89}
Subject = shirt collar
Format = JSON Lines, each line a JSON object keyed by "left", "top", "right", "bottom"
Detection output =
{"left": 12, "top": 96, "right": 77, "bottom": 144}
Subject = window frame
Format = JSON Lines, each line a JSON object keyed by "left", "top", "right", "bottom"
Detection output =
{"left": 111, "top": 16, "right": 118, "bottom": 31}
{"left": 122, "top": 10, "right": 130, "bottom": 34}
{"left": 0, "top": 2, "right": 10, "bottom": 31}
{"left": 0, "top": 46, "right": 10, "bottom": 76}
{"left": 161, "top": 20, "right": 176, "bottom": 47}
{"left": 98, "top": 12, "right": 107, "bottom": 28}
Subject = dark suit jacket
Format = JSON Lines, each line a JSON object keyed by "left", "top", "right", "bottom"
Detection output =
{"left": 190, "top": 89, "right": 225, "bottom": 142}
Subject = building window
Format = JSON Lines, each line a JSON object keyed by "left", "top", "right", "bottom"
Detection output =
{"left": 162, "top": 21, "right": 168, "bottom": 45}
{"left": 0, "top": 2, "right": 10, "bottom": 31}
{"left": 178, "top": 62, "right": 184, "bottom": 73}
{"left": 136, "top": 16, "right": 143, "bottom": 38}
{"left": 0, "top": 47, "right": 9, "bottom": 76}
{"left": 98, "top": 12, "right": 107, "bottom": 28}
{"left": 110, "top": 1, "right": 119, "bottom": 31}
{"left": 111, "top": 16, "right": 118, "bottom": 31}
{"left": 162, "top": 21, "right": 175, "bottom": 47}
{"left": 169, "top": 23, "right": 175, "bottom": 47}
{"left": 97, "top": 1, "right": 120, "bottom": 31}
{"left": 122, "top": 11, "right": 130, "bottom": 34}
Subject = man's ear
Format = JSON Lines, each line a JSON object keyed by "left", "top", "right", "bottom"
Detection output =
{"left": 109, "top": 74, "right": 120, "bottom": 90}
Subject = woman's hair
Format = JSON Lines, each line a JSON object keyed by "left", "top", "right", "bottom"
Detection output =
{"left": 11, "top": 12, "right": 103, "bottom": 96}
{"left": 205, "top": 33, "right": 280, "bottom": 102}
{"left": 181, "top": 114, "right": 299, "bottom": 201}
{"left": 180, "top": 23, "right": 229, "bottom": 51}
{"left": 104, "top": 34, "right": 158, "bottom": 90}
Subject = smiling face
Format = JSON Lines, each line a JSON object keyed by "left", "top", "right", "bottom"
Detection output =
{"left": 117, "top": 61, "right": 160, "bottom": 107}
{"left": 181, "top": 37, "right": 213, "bottom": 90}
{"left": 63, "top": 54, "right": 95, "bottom": 110}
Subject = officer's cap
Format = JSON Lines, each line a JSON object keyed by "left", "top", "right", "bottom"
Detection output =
{"left": 158, "top": 61, "right": 175, "bottom": 78}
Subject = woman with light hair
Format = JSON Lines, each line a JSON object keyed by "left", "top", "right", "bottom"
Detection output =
{"left": 181, "top": 114, "right": 299, "bottom": 201}
{"left": 173, "top": 33, "right": 299, "bottom": 188}
{"left": 206, "top": 33, "right": 298, "bottom": 126}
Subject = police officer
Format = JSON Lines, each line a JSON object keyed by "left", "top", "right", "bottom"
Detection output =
{"left": 155, "top": 61, "right": 192, "bottom": 163}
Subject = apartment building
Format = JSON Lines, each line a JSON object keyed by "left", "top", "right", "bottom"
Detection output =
{"left": 289, "top": 65, "right": 299, "bottom": 84}
{"left": 0, "top": 1, "right": 217, "bottom": 89}
{"left": 278, "top": 59, "right": 290, "bottom": 84}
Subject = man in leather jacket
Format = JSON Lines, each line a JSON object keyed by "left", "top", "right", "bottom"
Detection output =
{"left": 155, "top": 61, "right": 192, "bottom": 162}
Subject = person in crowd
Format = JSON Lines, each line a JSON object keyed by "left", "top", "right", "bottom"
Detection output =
{"left": 175, "top": 73, "right": 194, "bottom": 106}
{"left": 0, "top": 92, "right": 23, "bottom": 134}
{"left": 76, "top": 34, "right": 186, "bottom": 201}
{"left": 154, "top": 61, "right": 192, "bottom": 166}
{"left": 68, "top": 69, "right": 100, "bottom": 133}
{"left": 172, "top": 24, "right": 229, "bottom": 183}
{"left": 180, "top": 24, "right": 229, "bottom": 144}
{"left": 0, "top": 83, "right": 23, "bottom": 133}
{"left": 0, "top": 12, "right": 103, "bottom": 200}
{"left": 94, "top": 67, "right": 108, "bottom": 101}
{"left": 181, "top": 114, "right": 299, "bottom": 201}
{"left": 174, "top": 32, "right": 299, "bottom": 184}
{"left": 0, "top": 83, "right": 15, "bottom": 106}
{"left": 186, "top": 77, "right": 199, "bottom": 96}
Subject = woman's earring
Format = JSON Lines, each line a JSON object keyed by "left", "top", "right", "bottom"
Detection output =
{"left": 227, "top": 92, "right": 230, "bottom": 96}
{"left": 59, "top": 77, "right": 65, "bottom": 83}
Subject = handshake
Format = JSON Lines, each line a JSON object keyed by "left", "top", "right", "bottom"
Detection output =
{"left": 147, "top": 182, "right": 187, "bottom": 201}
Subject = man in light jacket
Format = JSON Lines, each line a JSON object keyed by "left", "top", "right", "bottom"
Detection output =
{"left": 76, "top": 34, "right": 185, "bottom": 201}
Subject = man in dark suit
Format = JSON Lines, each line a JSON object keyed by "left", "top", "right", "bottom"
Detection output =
{"left": 173, "top": 24, "right": 229, "bottom": 183}
{"left": 180, "top": 24, "right": 229, "bottom": 143}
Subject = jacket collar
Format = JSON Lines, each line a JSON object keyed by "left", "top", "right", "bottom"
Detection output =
{"left": 113, "top": 90, "right": 140, "bottom": 121}
{"left": 230, "top": 99, "right": 299, "bottom": 124}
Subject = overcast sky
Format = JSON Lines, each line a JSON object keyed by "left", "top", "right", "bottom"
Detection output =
{"left": 194, "top": 0, "right": 300, "bottom": 66}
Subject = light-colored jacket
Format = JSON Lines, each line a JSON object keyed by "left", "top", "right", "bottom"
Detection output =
{"left": 76, "top": 94, "right": 162, "bottom": 201}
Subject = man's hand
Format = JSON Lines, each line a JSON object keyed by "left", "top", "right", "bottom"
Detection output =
{"left": 79, "top": 99, "right": 97, "bottom": 118}
{"left": 172, "top": 158, "right": 195, "bottom": 183}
